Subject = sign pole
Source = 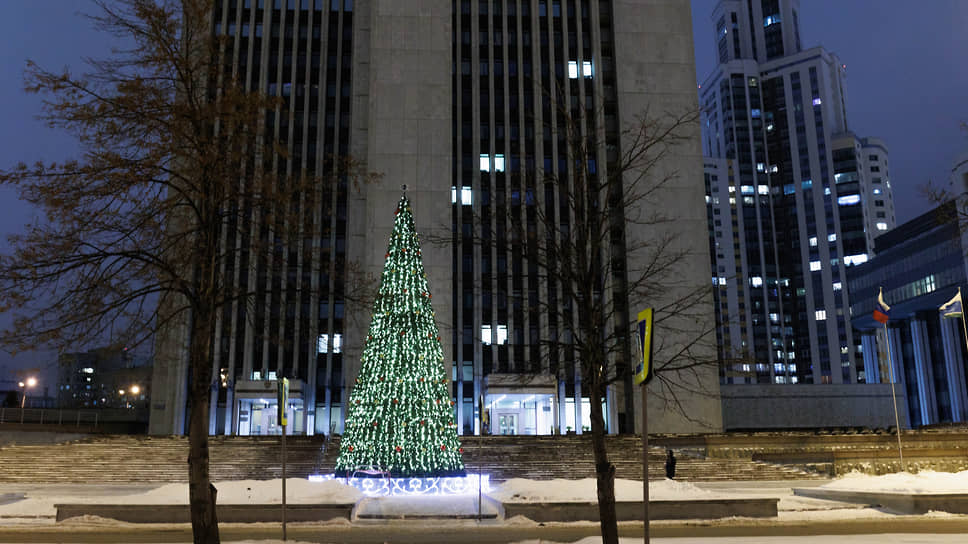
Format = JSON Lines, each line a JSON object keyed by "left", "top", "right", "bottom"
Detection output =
{"left": 641, "top": 383, "right": 649, "bottom": 544}
{"left": 278, "top": 378, "right": 289, "bottom": 541}
{"left": 635, "top": 308, "right": 654, "bottom": 544}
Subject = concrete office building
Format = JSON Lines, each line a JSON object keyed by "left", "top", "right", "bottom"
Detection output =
{"left": 698, "top": 0, "right": 902, "bottom": 428}
{"left": 149, "top": 0, "right": 721, "bottom": 436}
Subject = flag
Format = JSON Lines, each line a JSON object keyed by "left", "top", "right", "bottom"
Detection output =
{"left": 940, "top": 289, "right": 963, "bottom": 319}
{"left": 873, "top": 287, "right": 891, "bottom": 324}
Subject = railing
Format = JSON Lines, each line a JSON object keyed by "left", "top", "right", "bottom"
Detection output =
{"left": 0, "top": 408, "right": 101, "bottom": 428}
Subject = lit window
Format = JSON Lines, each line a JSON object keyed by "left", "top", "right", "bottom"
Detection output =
{"left": 873, "top": 188, "right": 882, "bottom": 195}
{"left": 751, "top": 276, "right": 763, "bottom": 287}
{"left": 496, "top": 325, "right": 508, "bottom": 345}
{"left": 802, "top": 179, "right": 812, "bottom": 189}
{"left": 480, "top": 154, "right": 490, "bottom": 171}
{"left": 876, "top": 222, "right": 888, "bottom": 231}
{"left": 749, "top": 77, "right": 758, "bottom": 87}
{"left": 766, "top": 123, "right": 775, "bottom": 131}
{"left": 764, "top": 14, "right": 781, "bottom": 26}
{"left": 758, "top": 185, "right": 769, "bottom": 195}
{"left": 756, "top": 163, "right": 765, "bottom": 172}
{"left": 751, "top": 109, "right": 761, "bottom": 118}
{"left": 582, "top": 61, "right": 593, "bottom": 78}
{"left": 791, "top": 376, "right": 799, "bottom": 384}
{"left": 812, "top": 97, "right": 822, "bottom": 106}
{"left": 333, "top": 334, "right": 342, "bottom": 354}
{"left": 809, "top": 237, "right": 817, "bottom": 247}
{"left": 770, "top": 165, "right": 779, "bottom": 173}
{"left": 568, "top": 61, "right": 579, "bottom": 79}
{"left": 810, "top": 261, "right": 822, "bottom": 272}
{"left": 744, "top": 196, "right": 754, "bottom": 205}
{"left": 837, "top": 194, "right": 861, "bottom": 206}
{"left": 317, "top": 334, "right": 329, "bottom": 354}
{"left": 451, "top": 186, "right": 457, "bottom": 204}
{"left": 494, "top": 154, "right": 505, "bottom": 172}
{"left": 82, "top": 367, "right": 94, "bottom": 374}
{"left": 741, "top": 185, "right": 754, "bottom": 194}
{"left": 252, "top": 371, "right": 261, "bottom": 380}
{"left": 769, "top": 313, "right": 779, "bottom": 323}
{"left": 775, "top": 376, "right": 786, "bottom": 384}
{"left": 719, "top": 277, "right": 727, "bottom": 286}
{"left": 833, "top": 282, "right": 842, "bottom": 291}
{"left": 481, "top": 325, "right": 492, "bottom": 345}
{"left": 815, "top": 309, "right": 827, "bottom": 321}
{"left": 828, "top": 233, "right": 837, "bottom": 242}
{"left": 844, "top": 254, "right": 869, "bottom": 266}
{"left": 461, "top": 186, "right": 473, "bottom": 206}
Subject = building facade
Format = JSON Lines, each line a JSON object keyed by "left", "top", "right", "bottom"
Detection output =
{"left": 150, "top": 0, "right": 721, "bottom": 437}
{"left": 849, "top": 202, "right": 968, "bottom": 427}
{"left": 700, "top": 0, "right": 895, "bottom": 388}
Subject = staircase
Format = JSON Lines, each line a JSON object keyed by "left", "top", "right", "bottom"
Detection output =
{"left": 0, "top": 435, "right": 324, "bottom": 484}
{"left": 316, "top": 435, "right": 824, "bottom": 482}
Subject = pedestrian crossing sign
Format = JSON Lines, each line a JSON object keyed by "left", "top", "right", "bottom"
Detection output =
{"left": 635, "top": 308, "right": 654, "bottom": 385}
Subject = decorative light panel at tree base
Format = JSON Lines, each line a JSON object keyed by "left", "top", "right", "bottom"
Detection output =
{"left": 308, "top": 474, "right": 491, "bottom": 497}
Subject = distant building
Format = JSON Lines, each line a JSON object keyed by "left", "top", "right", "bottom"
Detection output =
{"left": 57, "top": 346, "right": 150, "bottom": 410}
{"left": 700, "top": 0, "right": 895, "bottom": 386}
{"left": 849, "top": 202, "right": 968, "bottom": 427}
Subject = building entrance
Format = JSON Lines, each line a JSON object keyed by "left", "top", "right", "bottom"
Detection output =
{"left": 237, "top": 398, "right": 304, "bottom": 435}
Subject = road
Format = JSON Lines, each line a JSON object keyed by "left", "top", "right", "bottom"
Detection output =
{"left": 1, "top": 517, "right": 968, "bottom": 543}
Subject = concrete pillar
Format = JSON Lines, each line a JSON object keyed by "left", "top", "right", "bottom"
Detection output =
{"left": 558, "top": 378, "right": 567, "bottom": 434}
{"left": 940, "top": 317, "right": 968, "bottom": 422}
{"left": 861, "top": 333, "right": 880, "bottom": 383}
{"left": 910, "top": 319, "right": 938, "bottom": 425}
{"left": 886, "top": 326, "right": 911, "bottom": 428}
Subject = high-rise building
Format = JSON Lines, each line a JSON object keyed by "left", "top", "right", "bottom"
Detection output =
{"left": 699, "top": 0, "right": 895, "bottom": 388}
{"left": 150, "top": 0, "right": 720, "bottom": 437}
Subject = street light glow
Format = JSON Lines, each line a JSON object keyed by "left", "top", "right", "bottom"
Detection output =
{"left": 130, "top": 385, "right": 141, "bottom": 395}
{"left": 25, "top": 377, "right": 37, "bottom": 387}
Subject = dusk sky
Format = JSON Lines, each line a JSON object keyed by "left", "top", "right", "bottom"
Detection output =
{"left": 0, "top": 1, "right": 966, "bottom": 381}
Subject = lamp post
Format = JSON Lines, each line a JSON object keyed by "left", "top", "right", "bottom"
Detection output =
{"left": 19, "top": 377, "right": 37, "bottom": 409}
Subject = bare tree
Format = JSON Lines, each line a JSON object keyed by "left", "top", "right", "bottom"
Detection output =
{"left": 436, "top": 89, "right": 722, "bottom": 543}
{"left": 0, "top": 1, "right": 374, "bottom": 542}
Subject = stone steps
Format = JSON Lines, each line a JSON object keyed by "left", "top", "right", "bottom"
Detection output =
{"left": 0, "top": 434, "right": 826, "bottom": 484}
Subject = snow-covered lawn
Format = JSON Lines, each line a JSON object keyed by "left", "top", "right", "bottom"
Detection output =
{"left": 820, "top": 470, "right": 968, "bottom": 494}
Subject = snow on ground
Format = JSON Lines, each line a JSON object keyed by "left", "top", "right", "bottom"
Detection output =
{"left": 118, "top": 478, "right": 362, "bottom": 505}
{"left": 490, "top": 478, "right": 711, "bottom": 502}
{"left": 512, "top": 537, "right": 968, "bottom": 544}
{"left": 821, "top": 470, "right": 968, "bottom": 493}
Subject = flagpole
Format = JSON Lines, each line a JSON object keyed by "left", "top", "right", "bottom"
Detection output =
{"left": 883, "top": 321, "right": 904, "bottom": 472}
{"left": 957, "top": 288, "right": 968, "bottom": 364}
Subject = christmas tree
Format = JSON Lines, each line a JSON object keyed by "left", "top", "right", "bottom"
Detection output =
{"left": 335, "top": 193, "right": 465, "bottom": 478}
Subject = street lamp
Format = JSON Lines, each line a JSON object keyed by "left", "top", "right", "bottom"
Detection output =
{"left": 129, "top": 385, "right": 140, "bottom": 395}
{"left": 19, "top": 377, "right": 37, "bottom": 409}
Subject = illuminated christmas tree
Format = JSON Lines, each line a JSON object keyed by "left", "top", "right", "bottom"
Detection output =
{"left": 335, "top": 193, "right": 464, "bottom": 478}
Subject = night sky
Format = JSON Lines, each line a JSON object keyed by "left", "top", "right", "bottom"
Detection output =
{"left": 692, "top": 0, "right": 968, "bottom": 223}
{"left": 0, "top": 1, "right": 965, "bottom": 379}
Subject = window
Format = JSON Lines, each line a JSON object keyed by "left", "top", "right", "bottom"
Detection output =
{"left": 494, "top": 154, "right": 505, "bottom": 172}
{"left": 815, "top": 309, "right": 827, "bottom": 321}
{"left": 812, "top": 97, "right": 822, "bottom": 106}
{"left": 876, "top": 222, "right": 888, "bottom": 231}
{"left": 828, "top": 233, "right": 837, "bottom": 242}
{"left": 583, "top": 61, "right": 592, "bottom": 78}
{"left": 764, "top": 14, "right": 781, "bottom": 26}
{"left": 802, "top": 179, "right": 813, "bottom": 190}
{"left": 810, "top": 261, "right": 822, "bottom": 272}
{"left": 317, "top": 333, "right": 343, "bottom": 354}
{"left": 568, "top": 61, "right": 579, "bottom": 79}
{"left": 837, "top": 194, "right": 861, "bottom": 206}
{"left": 875, "top": 199, "right": 884, "bottom": 206}
{"left": 751, "top": 276, "right": 763, "bottom": 287}
{"left": 461, "top": 186, "right": 473, "bottom": 206}
{"left": 873, "top": 188, "right": 882, "bottom": 195}
{"left": 809, "top": 237, "right": 818, "bottom": 247}
{"left": 844, "top": 254, "right": 869, "bottom": 265}
{"left": 869, "top": 154, "right": 879, "bottom": 161}
{"left": 480, "top": 154, "right": 490, "bottom": 171}
{"left": 833, "top": 282, "right": 842, "bottom": 291}
{"left": 751, "top": 108, "right": 761, "bottom": 118}
{"left": 481, "top": 325, "right": 492, "bottom": 345}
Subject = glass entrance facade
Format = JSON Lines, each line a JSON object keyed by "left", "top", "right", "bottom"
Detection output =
{"left": 237, "top": 398, "right": 305, "bottom": 435}
{"left": 484, "top": 393, "right": 556, "bottom": 435}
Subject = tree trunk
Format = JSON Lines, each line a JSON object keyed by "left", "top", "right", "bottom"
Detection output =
{"left": 589, "top": 383, "right": 618, "bottom": 544}
{"left": 188, "top": 303, "right": 219, "bottom": 544}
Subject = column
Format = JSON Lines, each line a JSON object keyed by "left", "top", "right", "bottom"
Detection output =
{"left": 886, "top": 326, "right": 911, "bottom": 428}
{"left": 940, "top": 317, "right": 968, "bottom": 422}
{"left": 910, "top": 319, "right": 938, "bottom": 425}
{"left": 861, "top": 333, "right": 880, "bottom": 383}
{"left": 558, "top": 378, "right": 567, "bottom": 434}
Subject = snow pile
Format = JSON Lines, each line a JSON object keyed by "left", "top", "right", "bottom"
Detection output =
{"left": 488, "top": 478, "right": 711, "bottom": 502}
{"left": 124, "top": 479, "right": 362, "bottom": 505}
{"left": 822, "top": 470, "right": 968, "bottom": 494}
